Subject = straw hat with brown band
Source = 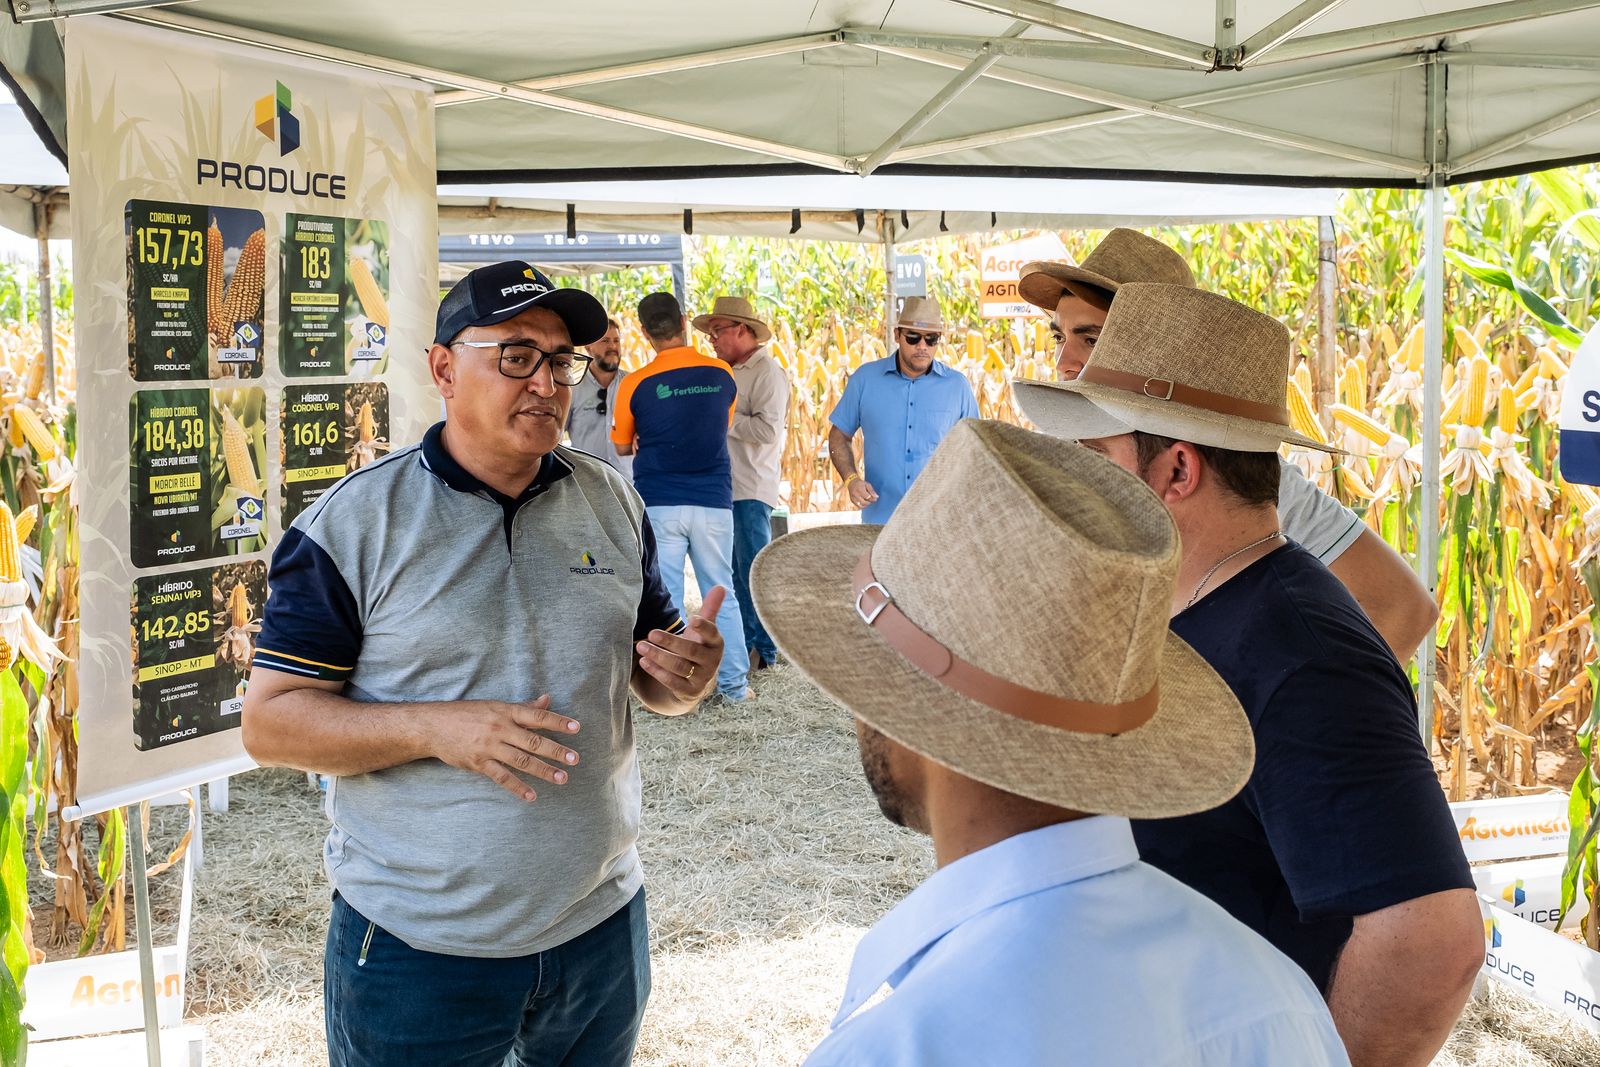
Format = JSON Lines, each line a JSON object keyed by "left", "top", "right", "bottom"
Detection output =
{"left": 750, "top": 418, "right": 1254, "bottom": 819}
{"left": 1012, "top": 283, "right": 1343, "bottom": 455}
{"left": 1017, "top": 227, "right": 1195, "bottom": 314}
{"left": 691, "top": 295, "right": 772, "bottom": 345}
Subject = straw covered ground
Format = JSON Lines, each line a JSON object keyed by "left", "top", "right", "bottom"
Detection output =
{"left": 34, "top": 663, "right": 1600, "bottom": 1066}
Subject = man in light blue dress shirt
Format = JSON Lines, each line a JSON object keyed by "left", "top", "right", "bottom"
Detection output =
{"left": 826, "top": 297, "right": 979, "bottom": 522}
{"left": 751, "top": 419, "right": 1351, "bottom": 1067}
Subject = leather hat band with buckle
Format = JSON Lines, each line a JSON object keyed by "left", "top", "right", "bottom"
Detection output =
{"left": 852, "top": 553, "right": 1159, "bottom": 735}
{"left": 1076, "top": 365, "right": 1290, "bottom": 427}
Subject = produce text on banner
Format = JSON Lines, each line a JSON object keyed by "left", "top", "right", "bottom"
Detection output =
{"left": 66, "top": 15, "right": 439, "bottom": 817}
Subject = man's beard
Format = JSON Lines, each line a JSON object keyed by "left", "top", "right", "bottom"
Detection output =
{"left": 858, "top": 722, "right": 917, "bottom": 829}
{"left": 596, "top": 354, "right": 621, "bottom": 373}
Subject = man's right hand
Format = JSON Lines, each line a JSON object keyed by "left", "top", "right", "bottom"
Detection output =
{"left": 428, "top": 695, "right": 582, "bottom": 802}
{"left": 848, "top": 478, "right": 879, "bottom": 508}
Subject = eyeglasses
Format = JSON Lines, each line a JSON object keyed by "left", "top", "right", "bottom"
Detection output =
{"left": 901, "top": 331, "right": 941, "bottom": 347}
{"left": 453, "top": 341, "right": 592, "bottom": 385}
{"left": 595, "top": 383, "right": 608, "bottom": 416}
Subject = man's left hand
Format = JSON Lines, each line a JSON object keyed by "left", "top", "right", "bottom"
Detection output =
{"left": 636, "top": 585, "right": 726, "bottom": 703}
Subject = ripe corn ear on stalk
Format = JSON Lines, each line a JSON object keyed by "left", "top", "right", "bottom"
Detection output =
{"left": 1399, "top": 324, "right": 1425, "bottom": 371}
{"left": 1331, "top": 404, "right": 1392, "bottom": 448}
{"left": 1498, "top": 384, "right": 1520, "bottom": 433}
{"left": 1342, "top": 357, "right": 1367, "bottom": 408}
{"left": 349, "top": 256, "right": 390, "bottom": 328}
{"left": 357, "top": 401, "right": 376, "bottom": 443}
{"left": 1454, "top": 324, "right": 1485, "bottom": 362}
{"left": 0, "top": 500, "right": 60, "bottom": 671}
{"left": 1462, "top": 356, "right": 1491, "bottom": 427}
{"left": 25, "top": 353, "right": 44, "bottom": 400}
{"left": 1441, "top": 385, "right": 1466, "bottom": 426}
{"left": 206, "top": 223, "right": 225, "bottom": 337}
{"left": 1292, "top": 362, "right": 1314, "bottom": 403}
{"left": 218, "top": 228, "right": 266, "bottom": 332}
{"left": 220, "top": 406, "right": 259, "bottom": 495}
{"left": 13, "top": 505, "right": 35, "bottom": 547}
{"left": 13, "top": 405, "right": 56, "bottom": 462}
{"left": 1539, "top": 347, "right": 1569, "bottom": 378}
{"left": 1286, "top": 379, "right": 1328, "bottom": 445}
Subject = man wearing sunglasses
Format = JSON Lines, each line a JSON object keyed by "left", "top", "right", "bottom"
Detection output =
{"left": 243, "top": 261, "right": 724, "bottom": 1067}
{"left": 565, "top": 317, "right": 633, "bottom": 483}
{"left": 827, "top": 296, "right": 979, "bottom": 523}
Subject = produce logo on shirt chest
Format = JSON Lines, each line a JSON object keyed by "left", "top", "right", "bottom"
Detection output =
{"left": 570, "top": 551, "right": 615, "bottom": 576}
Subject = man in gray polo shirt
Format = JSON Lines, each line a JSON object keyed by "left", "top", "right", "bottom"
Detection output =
{"left": 242, "top": 261, "right": 726, "bottom": 1067}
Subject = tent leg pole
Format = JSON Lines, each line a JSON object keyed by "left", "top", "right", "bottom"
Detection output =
{"left": 33, "top": 195, "right": 55, "bottom": 404}
{"left": 1419, "top": 182, "right": 1444, "bottom": 755}
{"left": 1316, "top": 214, "right": 1337, "bottom": 434}
{"left": 131, "top": 802, "right": 164, "bottom": 1067}
{"left": 881, "top": 213, "right": 897, "bottom": 357}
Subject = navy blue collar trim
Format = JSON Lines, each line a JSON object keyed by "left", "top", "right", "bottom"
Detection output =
{"left": 421, "top": 421, "right": 574, "bottom": 547}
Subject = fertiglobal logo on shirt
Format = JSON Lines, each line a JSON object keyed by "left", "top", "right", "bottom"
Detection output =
{"left": 570, "top": 551, "right": 615, "bottom": 576}
{"left": 655, "top": 382, "right": 723, "bottom": 400}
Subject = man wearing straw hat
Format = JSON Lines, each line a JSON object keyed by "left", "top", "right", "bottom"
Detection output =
{"left": 1015, "top": 284, "right": 1482, "bottom": 1067}
{"left": 693, "top": 295, "right": 790, "bottom": 671}
{"left": 1013, "top": 228, "right": 1438, "bottom": 666}
{"left": 827, "top": 296, "right": 978, "bottom": 523}
{"left": 752, "top": 419, "right": 1351, "bottom": 1066}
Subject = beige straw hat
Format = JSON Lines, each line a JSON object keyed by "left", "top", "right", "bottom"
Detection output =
{"left": 896, "top": 296, "right": 946, "bottom": 331}
{"left": 1018, "top": 228, "right": 1195, "bottom": 312}
{"left": 1013, "top": 283, "right": 1340, "bottom": 454}
{"left": 691, "top": 295, "right": 772, "bottom": 344}
{"left": 750, "top": 419, "right": 1253, "bottom": 819}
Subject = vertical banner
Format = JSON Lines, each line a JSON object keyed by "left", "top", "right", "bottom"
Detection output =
{"left": 1559, "top": 329, "right": 1600, "bottom": 485}
{"left": 67, "top": 15, "right": 438, "bottom": 815}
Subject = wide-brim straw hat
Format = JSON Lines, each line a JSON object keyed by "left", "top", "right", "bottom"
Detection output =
{"left": 1013, "top": 283, "right": 1341, "bottom": 454}
{"left": 751, "top": 419, "right": 1253, "bottom": 819}
{"left": 896, "top": 295, "right": 946, "bottom": 331}
{"left": 691, "top": 295, "right": 772, "bottom": 344}
{"left": 1018, "top": 228, "right": 1195, "bottom": 313}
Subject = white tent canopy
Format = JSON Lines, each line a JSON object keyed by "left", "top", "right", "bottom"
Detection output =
{"left": 5, "top": 1, "right": 1599, "bottom": 187}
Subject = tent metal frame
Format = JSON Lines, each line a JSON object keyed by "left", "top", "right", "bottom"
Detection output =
{"left": 31, "top": 0, "right": 1600, "bottom": 747}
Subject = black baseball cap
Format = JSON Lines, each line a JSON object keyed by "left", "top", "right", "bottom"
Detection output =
{"left": 434, "top": 261, "right": 609, "bottom": 347}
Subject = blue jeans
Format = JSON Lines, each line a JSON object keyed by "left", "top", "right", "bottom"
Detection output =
{"left": 325, "top": 889, "right": 649, "bottom": 1067}
{"left": 731, "top": 499, "right": 778, "bottom": 664}
{"left": 646, "top": 504, "right": 749, "bottom": 697}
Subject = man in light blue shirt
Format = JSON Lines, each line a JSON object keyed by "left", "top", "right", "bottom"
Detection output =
{"left": 826, "top": 297, "right": 978, "bottom": 522}
{"left": 751, "top": 419, "right": 1351, "bottom": 1067}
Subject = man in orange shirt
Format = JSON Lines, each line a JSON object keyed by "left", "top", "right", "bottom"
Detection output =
{"left": 613, "top": 292, "right": 749, "bottom": 702}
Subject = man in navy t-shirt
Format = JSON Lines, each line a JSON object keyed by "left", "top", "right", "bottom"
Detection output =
{"left": 612, "top": 292, "right": 749, "bottom": 701}
{"left": 1019, "top": 282, "right": 1481, "bottom": 1067}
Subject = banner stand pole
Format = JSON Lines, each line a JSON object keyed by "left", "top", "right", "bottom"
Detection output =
{"left": 130, "top": 802, "right": 164, "bottom": 1067}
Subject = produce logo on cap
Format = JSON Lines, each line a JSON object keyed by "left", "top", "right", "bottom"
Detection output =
{"left": 1502, "top": 879, "right": 1526, "bottom": 907}
{"left": 254, "top": 81, "right": 301, "bottom": 156}
{"left": 524, "top": 268, "right": 536, "bottom": 279}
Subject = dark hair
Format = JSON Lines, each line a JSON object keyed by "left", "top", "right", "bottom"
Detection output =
{"left": 1133, "top": 431, "right": 1280, "bottom": 508}
{"left": 606, "top": 316, "right": 620, "bottom": 332}
{"left": 637, "top": 292, "right": 684, "bottom": 341}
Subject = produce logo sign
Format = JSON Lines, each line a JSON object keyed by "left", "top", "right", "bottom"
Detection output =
{"left": 254, "top": 80, "right": 301, "bottom": 156}
{"left": 1558, "top": 328, "right": 1600, "bottom": 485}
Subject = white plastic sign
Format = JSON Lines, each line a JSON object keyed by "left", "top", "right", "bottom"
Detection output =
{"left": 1478, "top": 894, "right": 1600, "bottom": 1032}
{"left": 1558, "top": 328, "right": 1600, "bottom": 485}
{"left": 1474, "top": 855, "right": 1569, "bottom": 929}
{"left": 978, "top": 234, "right": 1072, "bottom": 319}
{"left": 1449, "top": 793, "right": 1570, "bottom": 863}
{"left": 21, "top": 946, "right": 183, "bottom": 1041}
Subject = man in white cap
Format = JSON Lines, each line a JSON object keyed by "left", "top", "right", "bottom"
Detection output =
{"left": 827, "top": 296, "right": 978, "bottom": 523}
{"left": 694, "top": 295, "right": 790, "bottom": 670}
{"left": 1017, "top": 284, "right": 1482, "bottom": 1067}
{"left": 752, "top": 419, "right": 1350, "bottom": 1066}
{"left": 1013, "top": 228, "right": 1437, "bottom": 666}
